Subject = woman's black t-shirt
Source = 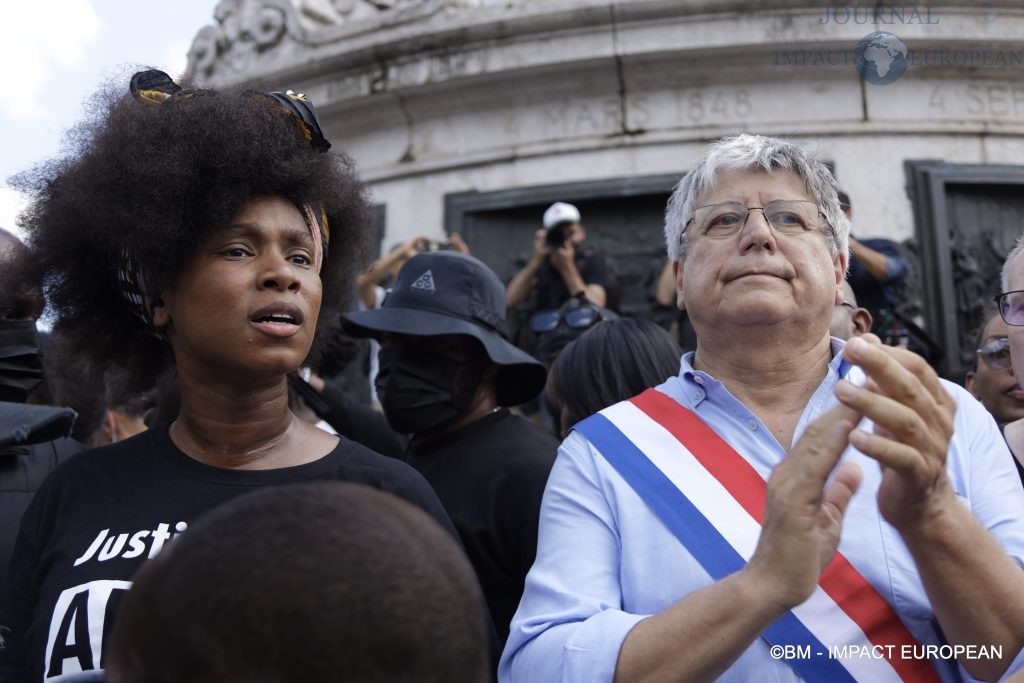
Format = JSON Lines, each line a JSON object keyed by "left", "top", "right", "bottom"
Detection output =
{"left": 0, "top": 424, "right": 455, "bottom": 683}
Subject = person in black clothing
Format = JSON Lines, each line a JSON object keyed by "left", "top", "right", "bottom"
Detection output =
{"left": 106, "top": 482, "right": 490, "bottom": 683}
{"left": 0, "top": 70, "right": 455, "bottom": 683}
{"left": 344, "top": 251, "right": 558, "bottom": 645}
{"left": 506, "top": 202, "right": 613, "bottom": 312}
{"left": 838, "top": 190, "right": 910, "bottom": 333}
{"left": 0, "top": 228, "right": 85, "bottom": 591}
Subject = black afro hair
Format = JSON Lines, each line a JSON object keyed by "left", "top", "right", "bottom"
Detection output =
{"left": 12, "top": 72, "right": 373, "bottom": 389}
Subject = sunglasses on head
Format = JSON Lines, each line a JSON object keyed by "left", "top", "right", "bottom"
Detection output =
{"left": 977, "top": 336, "right": 1012, "bottom": 372}
{"left": 530, "top": 305, "right": 603, "bottom": 333}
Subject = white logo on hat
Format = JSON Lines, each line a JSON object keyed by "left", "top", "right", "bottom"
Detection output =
{"left": 410, "top": 270, "right": 436, "bottom": 293}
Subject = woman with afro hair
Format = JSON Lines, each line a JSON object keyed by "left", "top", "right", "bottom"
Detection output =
{"left": 0, "top": 70, "right": 459, "bottom": 683}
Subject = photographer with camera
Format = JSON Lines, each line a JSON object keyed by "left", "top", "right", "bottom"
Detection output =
{"left": 506, "top": 202, "right": 611, "bottom": 312}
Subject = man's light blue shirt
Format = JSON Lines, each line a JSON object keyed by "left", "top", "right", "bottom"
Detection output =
{"left": 500, "top": 342, "right": 1024, "bottom": 682}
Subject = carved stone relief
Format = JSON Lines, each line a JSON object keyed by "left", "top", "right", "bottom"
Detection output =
{"left": 187, "top": 0, "right": 482, "bottom": 81}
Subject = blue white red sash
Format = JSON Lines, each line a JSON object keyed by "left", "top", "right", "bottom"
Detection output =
{"left": 575, "top": 387, "right": 939, "bottom": 683}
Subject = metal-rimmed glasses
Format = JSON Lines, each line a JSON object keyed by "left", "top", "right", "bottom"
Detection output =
{"left": 995, "top": 291, "right": 1024, "bottom": 327}
{"left": 976, "top": 336, "right": 1012, "bottom": 372}
{"left": 683, "top": 200, "right": 826, "bottom": 239}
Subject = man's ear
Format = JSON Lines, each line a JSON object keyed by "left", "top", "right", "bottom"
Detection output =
{"left": 674, "top": 260, "right": 686, "bottom": 311}
{"left": 100, "top": 409, "right": 118, "bottom": 445}
{"left": 965, "top": 370, "right": 978, "bottom": 398}
{"left": 852, "top": 307, "right": 873, "bottom": 336}
{"left": 834, "top": 253, "right": 849, "bottom": 306}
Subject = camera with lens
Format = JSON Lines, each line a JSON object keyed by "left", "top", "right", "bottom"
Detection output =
{"left": 416, "top": 238, "right": 454, "bottom": 253}
{"left": 545, "top": 227, "right": 567, "bottom": 249}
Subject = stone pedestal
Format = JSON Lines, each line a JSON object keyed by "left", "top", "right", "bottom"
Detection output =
{"left": 188, "top": 0, "right": 1024, "bottom": 247}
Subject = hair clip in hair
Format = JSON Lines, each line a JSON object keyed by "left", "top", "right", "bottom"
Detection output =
{"left": 319, "top": 206, "right": 330, "bottom": 246}
{"left": 129, "top": 69, "right": 182, "bottom": 105}
{"left": 115, "top": 248, "right": 166, "bottom": 341}
{"left": 264, "top": 90, "right": 332, "bottom": 151}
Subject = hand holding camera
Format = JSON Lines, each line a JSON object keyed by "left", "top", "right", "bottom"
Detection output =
{"left": 549, "top": 238, "right": 576, "bottom": 274}
{"left": 416, "top": 238, "right": 454, "bottom": 253}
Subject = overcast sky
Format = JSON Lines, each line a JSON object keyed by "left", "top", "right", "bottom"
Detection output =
{"left": 0, "top": 0, "right": 217, "bottom": 239}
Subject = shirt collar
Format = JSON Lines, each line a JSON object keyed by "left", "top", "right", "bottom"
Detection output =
{"left": 677, "top": 336, "right": 854, "bottom": 408}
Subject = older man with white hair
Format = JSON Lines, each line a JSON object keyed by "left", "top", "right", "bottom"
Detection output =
{"left": 500, "top": 134, "right": 1024, "bottom": 683}
{"left": 993, "top": 243, "right": 1024, "bottom": 486}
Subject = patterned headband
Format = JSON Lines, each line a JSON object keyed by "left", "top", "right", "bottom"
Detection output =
{"left": 119, "top": 70, "right": 333, "bottom": 337}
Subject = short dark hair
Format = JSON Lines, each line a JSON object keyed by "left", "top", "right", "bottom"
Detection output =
{"left": 36, "top": 325, "right": 106, "bottom": 441}
{"left": 104, "top": 366, "right": 156, "bottom": 418}
{"left": 107, "top": 482, "right": 490, "bottom": 683}
{"left": 548, "top": 318, "right": 681, "bottom": 429}
{"left": 12, "top": 75, "right": 372, "bottom": 389}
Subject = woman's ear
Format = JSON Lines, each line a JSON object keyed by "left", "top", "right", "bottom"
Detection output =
{"left": 151, "top": 294, "right": 170, "bottom": 328}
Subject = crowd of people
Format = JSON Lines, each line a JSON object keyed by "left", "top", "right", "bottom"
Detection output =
{"left": 0, "top": 69, "right": 1022, "bottom": 683}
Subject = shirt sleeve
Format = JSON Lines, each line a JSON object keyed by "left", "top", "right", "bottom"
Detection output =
{"left": 862, "top": 238, "right": 909, "bottom": 284}
{"left": 944, "top": 383, "right": 1024, "bottom": 679}
{"left": 947, "top": 383, "right": 1024, "bottom": 566}
{"left": 0, "top": 487, "right": 47, "bottom": 683}
{"left": 579, "top": 250, "right": 611, "bottom": 289}
{"left": 499, "top": 432, "right": 646, "bottom": 683}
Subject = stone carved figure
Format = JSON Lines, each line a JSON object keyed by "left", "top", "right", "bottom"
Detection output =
{"left": 187, "top": 0, "right": 482, "bottom": 81}
{"left": 951, "top": 231, "right": 991, "bottom": 370}
{"left": 188, "top": 0, "right": 288, "bottom": 78}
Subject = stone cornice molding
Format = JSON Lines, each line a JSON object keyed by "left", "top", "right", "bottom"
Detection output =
{"left": 187, "top": 0, "right": 1024, "bottom": 91}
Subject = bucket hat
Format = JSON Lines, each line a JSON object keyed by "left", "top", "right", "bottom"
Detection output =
{"left": 343, "top": 252, "right": 546, "bottom": 406}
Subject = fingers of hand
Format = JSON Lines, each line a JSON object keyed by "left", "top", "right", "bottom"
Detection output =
{"left": 782, "top": 405, "right": 859, "bottom": 484}
{"left": 835, "top": 379, "right": 949, "bottom": 468}
{"left": 844, "top": 337, "right": 956, "bottom": 424}
{"left": 819, "top": 461, "right": 863, "bottom": 563}
{"left": 848, "top": 428, "right": 932, "bottom": 480}
{"left": 822, "top": 460, "right": 863, "bottom": 522}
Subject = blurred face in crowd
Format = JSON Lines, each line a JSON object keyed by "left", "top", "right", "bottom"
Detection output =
{"left": 153, "top": 196, "right": 322, "bottom": 383}
{"left": 968, "top": 313, "right": 1024, "bottom": 424}
{"left": 565, "top": 222, "right": 585, "bottom": 246}
{"left": 678, "top": 169, "right": 845, "bottom": 340}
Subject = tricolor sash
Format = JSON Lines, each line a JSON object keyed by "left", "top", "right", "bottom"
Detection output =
{"left": 575, "top": 388, "right": 939, "bottom": 682}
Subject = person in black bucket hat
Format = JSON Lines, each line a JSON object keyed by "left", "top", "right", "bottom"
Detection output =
{"left": 343, "top": 250, "right": 559, "bottom": 649}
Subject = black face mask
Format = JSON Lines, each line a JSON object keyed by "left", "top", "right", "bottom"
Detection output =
{"left": 0, "top": 320, "right": 44, "bottom": 403}
{"left": 376, "top": 344, "right": 482, "bottom": 436}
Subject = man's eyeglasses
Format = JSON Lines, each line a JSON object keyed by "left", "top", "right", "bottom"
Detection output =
{"left": 995, "top": 291, "right": 1024, "bottom": 327}
{"left": 683, "top": 200, "right": 825, "bottom": 239}
{"left": 530, "top": 305, "right": 603, "bottom": 333}
{"left": 977, "top": 336, "right": 1012, "bottom": 372}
